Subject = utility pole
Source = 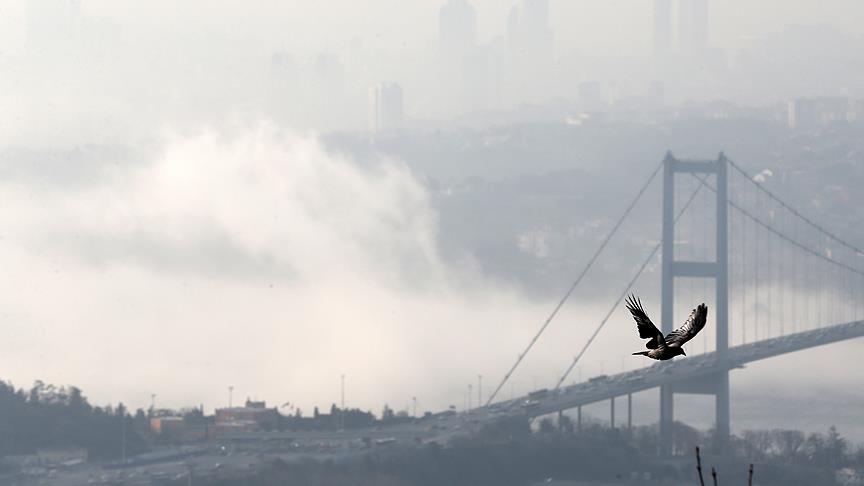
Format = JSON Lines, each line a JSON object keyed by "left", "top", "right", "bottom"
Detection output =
{"left": 412, "top": 396, "right": 417, "bottom": 418}
{"left": 467, "top": 384, "right": 473, "bottom": 413}
{"left": 340, "top": 374, "right": 346, "bottom": 430}
{"left": 121, "top": 411, "right": 127, "bottom": 464}
{"left": 228, "top": 386, "right": 233, "bottom": 409}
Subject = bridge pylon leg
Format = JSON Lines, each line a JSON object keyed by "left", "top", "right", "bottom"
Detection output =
{"left": 659, "top": 385, "right": 674, "bottom": 455}
{"left": 627, "top": 393, "right": 632, "bottom": 431}
{"left": 715, "top": 372, "right": 730, "bottom": 453}
{"left": 661, "top": 152, "right": 731, "bottom": 456}
{"left": 660, "top": 152, "right": 676, "bottom": 456}
{"left": 610, "top": 396, "right": 615, "bottom": 429}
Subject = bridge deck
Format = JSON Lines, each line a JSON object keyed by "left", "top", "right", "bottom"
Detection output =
{"left": 220, "top": 321, "right": 864, "bottom": 443}
{"left": 510, "top": 320, "right": 864, "bottom": 418}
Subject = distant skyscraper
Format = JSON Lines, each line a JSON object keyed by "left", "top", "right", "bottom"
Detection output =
{"left": 653, "top": 0, "right": 673, "bottom": 58}
{"left": 508, "top": 0, "right": 552, "bottom": 56}
{"left": 436, "top": 0, "right": 474, "bottom": 116}
{"left": 438, "top": 0, "right": 477, "bottom": 56}
{"left": 519, "top": 0, "right": 550, "bottom": 38}
{"left": 506, "top": 0, "right": 553, "bottom": 103}
{"left": 678, "top": 0, "right": 709, "bottom": 55}
{"left": 368, "top": 83, "right": 404, "bottom": 134}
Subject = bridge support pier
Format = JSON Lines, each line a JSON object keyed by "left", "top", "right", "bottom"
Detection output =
{"left": 659, "top": 386, "right": 674, "bottom": 454}
{"left": 627, "top": 393, "right": 632, "bottom": 431}
{"left": 716, "top": 371, "right": 730, "bottom": 452}
{"left": 577, "top": 405, "right": 582, "bottom": 431}
{"left": 661, "top": 152, "right": 730, "bottom": 456}
{"left": 610, "top": 397, "right": 615, "bottom": 429}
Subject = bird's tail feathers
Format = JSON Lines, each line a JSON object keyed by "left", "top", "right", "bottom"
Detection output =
{"left": 631, "top": 351, "right": 649, "bottom": 356}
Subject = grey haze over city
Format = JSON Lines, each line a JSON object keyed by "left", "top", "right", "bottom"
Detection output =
{"left": 1, "top": 1, "right": 864, "bottom": 483}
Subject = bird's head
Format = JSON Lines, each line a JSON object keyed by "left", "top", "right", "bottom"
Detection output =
{"left": 673, "top": 347, "right": 686, "bottom": 357}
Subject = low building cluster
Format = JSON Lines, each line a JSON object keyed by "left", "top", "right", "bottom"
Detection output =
{"left": 149, "top": 399, "right": 279, "bottom": 442}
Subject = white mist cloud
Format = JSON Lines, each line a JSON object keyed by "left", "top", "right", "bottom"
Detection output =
{"left": 0, "top": 125, "right": 579, "bottom": 414}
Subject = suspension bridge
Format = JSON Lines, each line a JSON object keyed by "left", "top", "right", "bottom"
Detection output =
{"left": 227, "top": 152, "right": 864, "bottom": 457}
{"left": 467, "top": 151, "right": 864, "bottom": 456}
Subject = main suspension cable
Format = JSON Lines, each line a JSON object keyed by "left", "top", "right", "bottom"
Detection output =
{"left": 728, "top": 159, "right": 864, "bottom": 256}
{"left": 699, "top": 176, "right": 864, "bottom": 278}
{"left": 485, "top": 160, "right": 664, "bottom": 406}
{"left": 554, "top": 175, "right": 710, "bottom": 389}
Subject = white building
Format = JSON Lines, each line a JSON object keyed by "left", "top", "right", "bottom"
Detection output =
{"left": 368, "top": 83, "right": 404, "bottom": 134}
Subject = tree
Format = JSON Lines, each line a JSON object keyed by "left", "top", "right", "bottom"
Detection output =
{"left": 537, "top": 417, "right": 556, "bottom": 435}
{"left": 772, "top": 429, "right": 805, "bottom": 462}
{"left": 28, "top": 380, "right": 45, "bottom": 404}
{"left": 557, "top": 414, "right": 574, "bottom": 435}
{"left": 0, "top": 379, "right": 148, "bottom": 459}
{"left": 68, "top": 387, "right": 88, "bottom": 412}
{"left": 823, "top": 426, "right": 848, "bottom": 468}
{"left": 381, "top": 404, "right": 395, "bottom": 423}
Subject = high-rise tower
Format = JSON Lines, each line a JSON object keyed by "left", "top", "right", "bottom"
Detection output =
{"left": 438, "top": 0, "right": 477, "bottom": 57}
{"left": 678, "top": 0, "right": 709, "bottom": 56}
{"left": 653, "top": 0, "right": 673, "bottom": 59}
{"left": 368, "top": 83, "right": 404, "bottom": 134}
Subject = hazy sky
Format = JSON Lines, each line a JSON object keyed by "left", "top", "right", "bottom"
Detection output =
{"left": 3, "top": 0, "right": 864, "bottom": 57}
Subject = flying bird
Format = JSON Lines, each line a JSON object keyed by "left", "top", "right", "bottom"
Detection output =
{"left": 626, "top": 294, "right": 707, "bottom": 360}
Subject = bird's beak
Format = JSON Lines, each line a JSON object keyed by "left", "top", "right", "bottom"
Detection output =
{"left": 681, "top": 350, "right": 686, "bottom": 356}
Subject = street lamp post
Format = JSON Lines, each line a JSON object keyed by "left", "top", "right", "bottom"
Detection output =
{"left": 121, "top": 412, "right": 127, "bottom": 464}
{"left": 340, "top": 374, "right": 346, "bottom": 430}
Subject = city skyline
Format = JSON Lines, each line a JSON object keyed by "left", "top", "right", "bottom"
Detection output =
{"left": 3, "top": 0, "right": 864, "bottom": 57}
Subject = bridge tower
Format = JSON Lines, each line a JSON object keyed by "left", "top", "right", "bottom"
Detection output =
{"left": 660, "top": 152, "right": 729, "bottom": 455}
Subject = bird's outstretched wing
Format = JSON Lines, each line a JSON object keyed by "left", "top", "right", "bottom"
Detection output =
{"left": 665, "top": 303, "right": 708, "bottom": 347}
{"left": 625, "top": 294, "right": 665, "bottom": 349}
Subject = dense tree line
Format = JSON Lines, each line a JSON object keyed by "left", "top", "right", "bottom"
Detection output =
{"left": 199, "top": 417, "right": 864, "bottom": 486}
{"left": 195, "top": 420, "right": 659, "bottom": 486}
{"left": 276, "top": 402, "right": 425, "bottom": 431}
{"left": 0, "top": 380, "right": 148, "bottom": 461}
{"left": 276, "top": 404, "right": 378, "bottom": 431}
{"left": 3, "top": 378, "right": 862, "bottom": 485}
